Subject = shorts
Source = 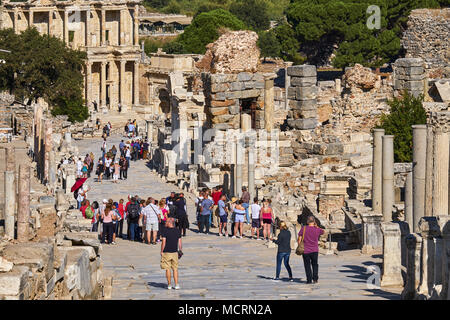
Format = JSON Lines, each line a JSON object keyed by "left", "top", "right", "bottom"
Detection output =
{"left": 219, "top": 214, "right": 228, "bottom": 223}
{"left": 252, "top": 219, "right": 261, "bottom": 228}
{"left": 235, "top": 214, "right": 244, "bottom": 223}
{"left": 160, "top": 252, "right": 178, "bottom": 270}
{"left": 263, "top": 218, "right": 272, "bottom": 225}
{"left": 146, "top": 221, "right": 159, "bottom": 231}
{"left": 113, "top": 174, "right": 119, "bottom": 180}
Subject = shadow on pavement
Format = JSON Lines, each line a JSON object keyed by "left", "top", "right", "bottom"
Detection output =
{"left": 257, "top": 275, "right": 304, "bottom": 283}
{"left": 147, "top": 281, "right": 168, "bottom": 289}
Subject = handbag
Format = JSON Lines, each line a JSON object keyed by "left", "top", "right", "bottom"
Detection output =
{"left": 296, "top": 226, "right": 306, "bottom": 256}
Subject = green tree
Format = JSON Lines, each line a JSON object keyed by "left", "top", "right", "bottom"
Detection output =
{"left": 377, "top": 91, "right": 427, "bottom": 162}
{"left": 162, "top": 0, "right": 182, "bottom": 14}
{"left": 0, "top": 28, "right": 88, "bottom": 123}
{"left": 229, "top": 0, "right": 270, "bottom": 31}
{"left": 175, "top": 9, "right": 247, "bottom": 54}
{"left": 257, "top": 30, "right": 280, "bottom": 62}
{"left": 273, "top": 24, "right": 306, "bottom": 65}
{"left": 163, "top": 41, "right": 185, "bottom": 54}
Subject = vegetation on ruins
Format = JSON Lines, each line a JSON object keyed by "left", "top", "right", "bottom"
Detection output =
{"left": 229, "top": 0, "right": 271, "bottom": 31}
{"left": 377, "top": 91, "right": 427, "bottom": 163}
{"left": 0, "top": 28, "right": 88, "bottom": 123}
{"left": 169, "top": 9, "right": 247, "bottom": 54}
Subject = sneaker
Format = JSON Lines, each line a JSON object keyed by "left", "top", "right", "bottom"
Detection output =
{"left": 289, "top": 278, "right": 294, "bottom": 282}
{"left": 218, "top": 233, "right": 222, "bottom": 237}
{"left": 272, "top": 278, "right": 280, "bottom": 281}
{"left": 256, "top": 238, "right": 262, "bottom": 240}
{"left": 232, "top": 236, "right": 236, "bottom": 239}
{"left": 174, "top": 284, "right": 180, "bottom": 290}
{"left": 111, "top": 242, "right": 116, "bottom": 245}
{"left": 167, "top": 285, "right": 172, "bottom": 290}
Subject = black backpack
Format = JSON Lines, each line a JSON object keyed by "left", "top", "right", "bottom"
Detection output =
{"left": 168, "top": 204, "right": 177, "bottom": 218}
{"left": 128, "top": 204, "right": 139, "bottom": 220}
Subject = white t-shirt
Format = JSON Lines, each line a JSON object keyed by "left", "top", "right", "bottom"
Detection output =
{"left": 251, "top": 203, "right": 261, "bottom": 219}
{"left": 144, "top": 204, "right": 159, "bottom": 223}
{"left": 77, "top": 161, "right": 82, "bottom": 172}
{"left": 105, "top": 158, "right": 112, "bottom": 168}
{"left": 125, "top": 149, "right": 131, "bottom": 157}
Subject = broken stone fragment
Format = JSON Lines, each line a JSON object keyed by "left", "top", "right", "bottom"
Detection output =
{"left": 0, "top": 257, "right": 14, "bottom": 273}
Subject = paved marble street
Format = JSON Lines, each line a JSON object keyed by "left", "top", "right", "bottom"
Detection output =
{"left": 75, "top": 135, "right": 402, "bottom": 300}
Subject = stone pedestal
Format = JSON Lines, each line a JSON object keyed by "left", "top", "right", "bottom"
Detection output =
{"left": 417, "top": 217, "right": 440, "bottom": 298}
{"left": 402, "top": 233, "right": 423, "bottom": 299}
{"left": 5, "top": 146, "right": 15, "bottom": 172}
{"left": 372, "top": 129, "right": 384, "bottom": 214}
{"left": 360, "top": 212, "right": 383, "bottom": 253}
{"left": 4, "top": 171, "right": 15, "bottom": 239}
{"left": 382, "top": 135, "right": 394, "bottom": 222}
{"left": 166, "top": 150, "right": 177, "bottom": 182}
{"left": 412, "top": 125, "right": 427, "bottom": 232}
{"left": 380, "top": 222, "right": 403, "bottom": 287}
{"left": 17, "top": 165, "right": 30, "bottom": 243}
{"left": 64, "top": 132, "right": 72, "bottom": 144}
{"left": 65, "top": 167, "right": 76, "bottom": 195}
{"left": 188, "top": 165, "right": 198, "bottom": 194}
{"left": 432, "top": 130, "right": 449, "bottom": 216}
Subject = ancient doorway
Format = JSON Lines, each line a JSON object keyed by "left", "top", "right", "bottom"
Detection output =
{"left": 240, "top": 98, "right": 257, "bottom": 129}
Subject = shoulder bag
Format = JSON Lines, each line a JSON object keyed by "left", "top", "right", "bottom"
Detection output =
{"left": 296, "top": 226, "right": 306, "bottom": 256}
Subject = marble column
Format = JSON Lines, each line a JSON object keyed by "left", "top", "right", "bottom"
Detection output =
{"left": 432, "top": 130, "right": 449, "bottom": 216}
{"left": 405, "top": 171, "right": 413, "bottom": 229}
{"left": 424, "top": 125, "right": 434, "bottom": 217}
{"left": 48, "top": 10, "right": 53, "bottom": 36}
{"left": 4, "top": 171, "right": 15, "bottom": 239}
{"left": 235, "top": 136, "right": 244, "bottom": 198}
{"left": 402, "top": 233, "right": 423, "bottom": 300}
{"left": 120, "top": 9, "right": 125, "bottom": 45}
{"left": 13, "top": 9, "right": 18, "bottom": 33}
{"left": 417, "top": 217, "right": 439, "bottom": 298}
{"left": 248, "top": 136, "right": 256, "bottom": 202}
{"left": 86, "top": 62, "right": 92, "bottom": 109}
{"left": 382, "top": 135, "right": 394, "bottom": 222}
{"left": 120, "top": 60, "right": 126, "bottom": 107}
{"left": 133, "top": 6, "right": 139, "bottom": 45}
{"left": 64, "top": 10, "right": 69, "bottom": 45}
{"left": 44, "top": 119, "right": 52, "bottom": 183}
{"left": 133, "top": 61, "right": 139, "bottom": 106}
{"left": 85, "top": 9, "right": 90, "bottom": 47}
{"left": 380, "top": 222, "right": 403, "bottom": 287}
{"left": 17, "top": 165, "right": 30, "bottom": 243}
{"left": 264, "top": 75, "right": 275, "bottom": 132}
{"left": 5, "top": 146, "right": 15, "bottom": 172}
{"left": 372, "top": 128, "right": 384, "bottom": 214}
{"left": 412, "top": 125, "right": 427, "bottom": 232}
{"left": 29, "top": 10, "right": 33, "bottom": 28}
{"left": 101, "top": 61, "right": 107, "bottom": 108}
{"left": 101, "top": 9, "right": 106, "bottom": 45}
{"left": 439, "top": 215, "right": 450, "bottom": 300}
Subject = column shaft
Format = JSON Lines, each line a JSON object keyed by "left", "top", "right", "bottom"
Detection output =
{"left": 4, "top": 171, "right": 15, "bottom": 239}
{"left": 64, "top": 10, "right": 69, "bottom": 45}
{"left": 264, "top": 77, "right": 274, "bottom": 132}
{"left": 101, "top": 62, "right": 107, "bottom": 107}
{"left": 48, "top": 11, "right": 53, "bottom": 36}
{"left": 17, "top": 165, "right": 30, "bottom": 242}
{"left": 133, "top": 61, "right": 139, "bottom": 106}
{"left": 29, "top": 10, "right": 33, "bottom": 28}
{"left": 133, "top": 6, "right": 139, "bottom": 45}
{"left": 372, "top": 128, "right": 384, "bottom": 213}
{"left": 382, "top": 135, "right": 394, "bottom": 222}
{"left": 424, "top": 125, "right": 434, "bottom": 217}
{"left": 86, "top": 62, "right": 92, "bottom": 109}
{"left": 248, "top": 142, "right": 255, "bottom": 201}
{"left": 405, "top": 171, "right": 413, "bottom": 230}
{"left": 432, "top": 131, "right": 449, "bottom": 215}
{"left": 101, "top": 9, "right": 106, "bottom": 45}
{"left": 412, "top": 125, "right": 427, "bottom": 232}
{"left": 235, "top": 138, "right": 243, "bottom": 198}
{"left": 120, "top": 60, "right": 126, "bottom": 105}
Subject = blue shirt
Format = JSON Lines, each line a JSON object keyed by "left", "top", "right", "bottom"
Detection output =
{"left": 201, "top": 198, "right": 214, "bottom": 216}
{"left": 218, "top": 200, "right": 226, "bottom": 216}
{"left": 119, "top": 142, "right": 125, "bottom": 150}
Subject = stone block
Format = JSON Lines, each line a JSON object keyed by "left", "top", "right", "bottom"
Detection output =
{"left": 243, "top": 81, "right": 256, "bottom": 89}
{"left": 287, "top": 65, "right": 317, "bottom": 77}
{"left": 395, "top": 58, "right": 423, "bottom": 68}
{"left": 211, "top": 82, "right": 229, "bottom": 93}
{"left": 252, "top": 73, "right": 265, "bottom": 82}
{"left": 211, "top": 92, "right": 226, "bottom": 101}
{"left": 228, "top": 104, "right": 240, "bottom": 115}
{"left": 296, "top": 86, "right": 318, "bottom": 100}
{"left": 237, "top": 72, "right": 253, "bottom": 82}
{"left": 210, "top": 99, "right": 235, "bottom": 107}
{"left": 230, "top": 82, "right": 245, "bottom": 91}
{"left": 39, "top": 196, "right": 56, "bottom": 206}
{"left": 394, "top": 79, "right": 405, "bottom": 90}
{"left": 225, "top": 91, "right": 242, "bottom": 100}
{"left": 210, "top": 74, "right": 227, "bottom": 84}
{"left": 288, "top": 99, "right": 317, "bottom": 111}
{"left": 287, "top": 87, "right": 297, "bottom": 100}
{"left": 54, "top": 250, "right": 67, "bottom": 283}
{"left": 406, "top": 66, "right": 424, "bottom": 75}
{"left": 350, "top": 155, "right": 372, "bottom": 168}
{"left": 0, "top": 266, "right": 29, "bottom": 297}
{"left": 241, "top": 89, "right": 261, "bottom": 99}
{"left": 210, "top": 107, "right": 229, "bottom": 116}
{"left": 0, "top": 257, "right": 14, "bottom": 272}
{"left": 2, "top": 242, "right": 54, "bottom": 282}
{"left": 287, "top": 118, "right": 318, "bottom": 130}
{"left": 60, "top": 248, "right": 92, "bottom": 296}
{"left": 290, "top": 77, "right": 317, "bottom": 87}
{"left": 404, "top": 80, "right": 424, "bottom": 91}
{"left": 298, "top": 109, "right": 317, "bottom": 119}
{"left": 254, "top": 81, "right": 265, "bottom": 89}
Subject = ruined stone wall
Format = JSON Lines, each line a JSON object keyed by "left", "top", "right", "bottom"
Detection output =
{"left": 401, "top": 8, "right": 450, "bottom": 78}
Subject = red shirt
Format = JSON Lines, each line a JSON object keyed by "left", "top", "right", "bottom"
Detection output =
{"left": 212, "top": 191, "right": 222, "bottom": 205}
{"left": 298, "top": 226, "right": 325, "bottom": 254}
{"left": 118, "top": 203, "right": 125, "bottom": 219}
{"left": 80, "top": 205, "right": 88, "bottom": 219}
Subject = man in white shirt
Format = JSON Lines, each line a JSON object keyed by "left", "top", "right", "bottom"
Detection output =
{"left": 104, "top": 156, "right": 112, "bottom": 180}
{"left": 250, "top": 197, "right": 262, "bottom": 240}
{"left": 144, "top": 198, "right": 160, "bottom": 245}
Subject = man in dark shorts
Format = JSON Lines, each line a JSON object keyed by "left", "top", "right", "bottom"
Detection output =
{"left": 160, "top": 218, "right": 182, "bottom": 290}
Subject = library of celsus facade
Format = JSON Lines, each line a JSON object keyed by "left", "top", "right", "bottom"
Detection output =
{"left": 0, "top": 0, "right": 142, "bottom": 112}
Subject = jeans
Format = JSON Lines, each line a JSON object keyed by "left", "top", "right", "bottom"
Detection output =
{"left": 126, "top": 157, "right": 131, "bottom": 168}
{"left": 91, "top": 221, "right": 98, "bottom": 232}
{"left": 242, "top": 203, "right": 250, "bottom": 223}
{"left": 198, "top": 214, "right": 210, "bottom": 233}
{"left": 120, "top": 169, "right": 127, "bottom": 179}
{"left": 302, "top": 252, "right": 319, "bottom": 283}
{"left": 129, "top": 222, "right": 139, "bottom": 241}
{"left": 115, "top": 219, "right": 123, "bottom": 238}
{"left": 276, "top": 252, "right": 292, "bottom": 279}
{"left": 102, "top": 222, "right": 114, "bottom": 244}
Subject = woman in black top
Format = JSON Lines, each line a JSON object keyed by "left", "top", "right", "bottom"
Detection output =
{"left": 174, "top": 193, "right": 189, "bottom": 237}
{"left": 96, "top": 158, "right": 104, "bottom": 183}
{"left": 273, "top": 221, "right": 293, "bottom": 281}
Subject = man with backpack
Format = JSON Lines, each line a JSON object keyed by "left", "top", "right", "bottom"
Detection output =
{"left": 127, "top": 197, "right": 141, "bottom": 241}
{"left": 195, "top": 191, "right": 205, "bottom": 227}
